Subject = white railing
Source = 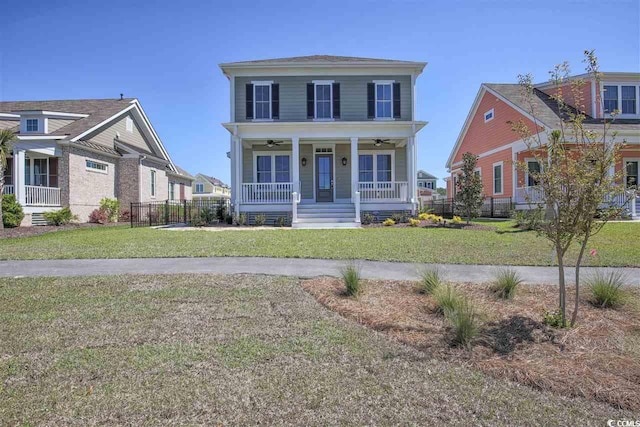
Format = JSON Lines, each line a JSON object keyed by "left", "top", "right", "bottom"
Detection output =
{"left": 354, "top": 191, "right": 361, "bottom": 222}
{"left": 25, "top": 185, "right": 61, "bottom": 206}
{"left": 241, "top": 182, "right": 293, "bottom": 204}
{"left": 515, "top": 186, "right": 545, "bottom": 204}
{"left": 358, "top": 181, "right": 409, "bottom": 202}
{"left": 2, "top": 185, "right": 14, "bottom": 195}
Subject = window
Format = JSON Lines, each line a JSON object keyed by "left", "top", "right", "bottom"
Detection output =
{"left": 527, "top": 160, "right": 541, "bottom": 187}
{"left": 626, "top": 161, "right": 638, "bottom": 188}
{"left": 26, "top": 119, "right": 38, "bottom": 132}
{"left": 484, "top": 108, "right": 494, "bottom": 123}
{"left": 86, "top": 160, "right": 108, "bottom": 173}
{"left": 621, "top": 86, "right": 637, "bottom": 115}
{"left": 169, "top": 182, "right": 175, "bottom": 200}
{"left": 126, "top": 117, "right": 134, "bottom": 133}
{"left": 427, "top": 181, "right": 433, "bottom": 189}
{"left": 33, "top": 159, "right": 48, "bottom": 186}
{"left": 275, "top": 155, "right": 290, "bottom": 182}
{"left": 255, "top": 154, "right": 290, "bottom": 183}
{"left": 375, "top": 83, "right": 393, "bottom": 118}
{"left": 493, "top": 162, "right": 503, "bottom": 195}
{"left": 254, "top": 84, "right": 271, "bottom": 120}
{"left": 358, "top": 152, "right": 394, "bottom": 182}
{"left": 150, "top": 170, "right": 156, "bottom": 197}
{"left": 314, "top": 83, "right": 332, "bottom": 119}
{"left": 603, "top": 85, "right": 618, "bottom": 113}
{"left": 195, "top": 183, "right": 204, "bottom": 193}
{"left": 418, "top": 181, "right": 424, "bottom": 188}
{"left": 256, "top": 155, "right": 272, "bottom": 183}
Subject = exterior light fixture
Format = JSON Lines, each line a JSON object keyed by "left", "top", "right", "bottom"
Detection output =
{"left": 341, "top": 157, "right": 348, "bottom": 166}
{"left": 301, "top": 157, "right": 307, "bottom": 167}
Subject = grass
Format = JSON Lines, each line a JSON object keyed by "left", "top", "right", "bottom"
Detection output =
{"left": 443, "top": 296, "right": 480, "bottom": 347}
{"left": 418, "top": 267, "right": 442, "bottom": 294}
{"left": 491, "top": 267, "right": 523, "bottom": 299}
{"left": 340, "top": 261, "right": 362, "bottom": 296}
{"left": 433, "top": 283, "right": 462, "bottom": 314}
{"left": 0, "top": 274, "right": 630, "bottom": 425}
{"left": 587, "top": 270, "right": 627, "bottom": 308}
{"left": 0, "top": 221, "right": 639, "bottom": 266}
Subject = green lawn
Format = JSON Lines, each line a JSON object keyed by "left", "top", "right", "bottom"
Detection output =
{"left": 0, "top": 274, "right": 628, "bottom": 425}
{"left": 0, "top": 221, "right": 638, "bottom": 266}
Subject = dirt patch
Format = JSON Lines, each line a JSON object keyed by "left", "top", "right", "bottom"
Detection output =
{"left": 302, "top": 277, "right": 640, "bottom": 411}
{"left": 0, "top": 223, "right": 119, "bottom": 239}
{"left": 363, "top": 220, "right": 496, "bottom": 231}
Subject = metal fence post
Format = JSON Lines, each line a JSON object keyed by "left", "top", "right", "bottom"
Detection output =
{"left": 183, "top": 200, "right": 188, "bottom": 225}
{"left": 130, "top": 202, "right": 133, "bottom": 228}
{"left": 490, "top": 197, "right": 494, "bottom": 218}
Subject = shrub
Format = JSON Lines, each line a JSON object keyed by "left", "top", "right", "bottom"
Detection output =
{"left": 341, "top": 261, "right": 362, "bottom": 297}
{"left": 491, "top": 268, "right": 523, "bottom": 299}
{"left": 444, "top": 296, "right": 479, "bottom": 347}
{"left": 409, "top": 218, "right": 420, "bottom": 227}
{"left": 199, "top": 206, "right": 217, "bottom": 225}
{"left": 43, "top": 207, "right": 75, "bottom": 226}
{"left": 2, "top": 194, "right": 24, "bottom": 228}
{"left": 216, "top": 203, "right": 227, "bottom": 221}
{"left": 587, "top": 270, "right": 626, "bottom": 308}
{"left": 418, "top": 267, "right": 441, "bottom": 295}
{"left": 542, "top": 310, "right": 565, "bottom": 328}
{"left": 225, "top": 214, "right": 233, "bottom": 224}
{"left": 511, "top": 208, "right": 544, "bottom": 230}
{"left": 119, "top": 209, "right": 131, "bottom": 222}
{"left": 418, "top": 212, "right": 429, "bottom": 221}
{"left": 433, "top": 284, "right": 462, "bottom": 314}
{"left": 383, "top": 218, "right": 395, "bottom": 227}
{"left": 362, "top": 213, "right": 374, "bottom": 225}
{"left": 276, "top": 216, "right": 286, "bottom": 227}
{"left": 254, "top": 214, "right": 266, "bottom": 226}
{"left": 89, "top": 208, "right": 109, "bottom": 224}
{"left": 391, "top": 212, "right": 408, "bottom": 223}
{"left": 235, "top": 213, "right": 247, "bottom": 226}
{"left": 99, "top": 198, "right": 120, "bottom": 222}
{"left": 451, "top": 215, "right": 463, "bottom": 224}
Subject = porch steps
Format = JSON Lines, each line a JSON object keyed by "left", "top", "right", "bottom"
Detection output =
{"left": 31, "top": 213, "right": 48, "bottom": 226}
{"left": 293, "top": 203, "right": 361, "bottom": 229}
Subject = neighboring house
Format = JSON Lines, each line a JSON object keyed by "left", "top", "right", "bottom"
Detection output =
{"left": 416, "top": 170, "right": 440, "bottom": 203}
{"left": 219, "top": 55, "right": 427, "bottom": 228}
{"left": 0, "top": 98, "right": 193, "bottom": 225}
{"left": 192, "top": 174, "right": 231, "bottom": 200}
{"left": 445, "top": 72, "right": 639, "bottom": 218}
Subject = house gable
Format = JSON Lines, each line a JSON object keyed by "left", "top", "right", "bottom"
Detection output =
{"left": 85, "top": 112, "right": 158, "bottom": 156}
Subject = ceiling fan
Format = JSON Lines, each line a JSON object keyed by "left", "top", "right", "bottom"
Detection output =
{"left": 265, "top": 139, "right": 283, "bottom": 148}
{"left": 373, "top": 139, "right": 392, "bottom": 147}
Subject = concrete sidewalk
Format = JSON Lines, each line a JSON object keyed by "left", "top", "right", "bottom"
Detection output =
{"left": 1, "top": 257, "right": 638, "bottom": 285}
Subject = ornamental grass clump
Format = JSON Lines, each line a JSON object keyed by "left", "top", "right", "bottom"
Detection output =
{"left": 433, "top": 283, "right": 462, "bottom": 314}
{"left": 491, "top": 268, "right": 523, "bottom": 299}
{"left": 444, "top": 296, "right": 479, "bottom": 347}
{"left": 418, "top": 267, "right": 442, "bottom": 295}
{"left": 341, "top": 261, "right": 363, "bottom": 297}
{"left": 587, "top": 270, "right": 626, "bottom": 308}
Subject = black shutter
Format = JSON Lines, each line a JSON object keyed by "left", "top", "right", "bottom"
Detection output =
{"left": 367, "top": 83, "right": 375, "bottom": 119}
{"left": 271, "top": 83, "right": 279, "bottom": 119}
{"left": 307, "top": 83, "right": 314, "bottom": 119}
{"left": 245, "top": 84, "right": 254, "bottom": 119}
{"left": 393, "top": 82, "right": 401, "bottom": 118}
{"left": 332, "top": 83, "right": 340, "bottom": 119}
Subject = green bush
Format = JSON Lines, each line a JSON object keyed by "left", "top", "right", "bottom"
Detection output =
{"left": 2, "top": 194, "right": 24, "bottom": 228}
{"left": 341, "top": 261, "right": 362, "bottom": 297}
{"left": 391, "top": 212, "right": 408, "bottom": 223}
{"left": 99, "top": 198, "right": 120, "bottom": 222}
{"left": 199, "top": 206, "right": 217, "bottom": 225}
{"left": 235, "top": 213, "right": 247, "bottom": 226}
{"left": 444, "top": 296, "right": 479, "bottom": 347}
{"left": 362, "top": 213, "right": 374, "bottom": 225}
{"left": 490, "top": 268, "right": 523, "bottom": 299}
{"left": 542, "top": 310, "right": 565, "bottom": 328}
{"left": 216, "top": 203, "right": 227, "bottom": 221}
{"left": 254, "top": 214, "right": 266, "bottom": 226}
{"left": 433, "top": 284, "right": 462, "bottom": 314}
{"left": 418, "top": 267, "right": 441, "bottom": 295}
{"left": 43, "top": 207, "right": 75, "bottom": 226}
{"left": 587, "top": 270, "right": 626, "bottom": 308}
{"left": 276, "top": 216, "right": 286, "bottom": 227}
{"left": 511, "top": 208, "right": 544, "bottom": 230}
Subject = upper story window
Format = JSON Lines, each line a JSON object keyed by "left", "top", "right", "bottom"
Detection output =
{"left": 26, "top": 118, "right": 39, "bottom": 132}
{"left": 255, "top": 84, "right": 271, "bottom": 119}
{"left": 315, "top": 83, "right": 332, "bottom": 119}
{"left": 368, "top": 81, "right": 400, "bottom": 120}
{"left": 604, "top": 84, "right": 639, "bottom": 116}
{"left": 621, "top": 86, "right": 637, "bottom": 115}
{"left": 195, "top": 183, "right": 204, "bottom": 193}
{"left": 376, "top": 83, "right": 393, "bottom": 118}
{"left": 427, "top": 181, "right": 433, "bottom": 189}
{"left": 603, "top": 85, "right": 618, "bottom": 113}
{"left": 125, "top": 117, "right": 134, "bottom": 133}
{"left": 484, "top": 108, "right": 494, "bottom": 123}
{"left": 307, "top": 81, "right": 339, "bottom": 120}
{"left": 246, "top": 81, "right": 279, "bottom": 121}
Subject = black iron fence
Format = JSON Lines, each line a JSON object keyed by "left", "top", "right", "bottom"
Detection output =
{"left": 422, "top": 196, "right": 513, "bottom": 219}
{"left": 130, "top": 199, "right": 232, "bottom": 228}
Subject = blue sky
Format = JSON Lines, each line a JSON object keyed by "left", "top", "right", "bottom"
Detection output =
{"left": 2, "top": 0, "right": 639, "bottom": 187}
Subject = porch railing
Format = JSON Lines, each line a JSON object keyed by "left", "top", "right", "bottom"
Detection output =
{"left": 515, "top": 186, "right": 544, "bottom": 204}
{"left": 358, "top": 181, "right": 409, "bottom": 202}
{"left": 25, "top": 185, "right": 61, "bottom": 206}
{"left": 2, "top": 185, "right": 14, "bottom": 195}
{"left": 241, "top": 182, "right": 294, "bottom": 204}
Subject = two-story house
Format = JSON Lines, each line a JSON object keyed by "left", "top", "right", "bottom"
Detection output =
{"left": 445, "top": 72, "right": 640, "bottom": 218}
{"left": 219, "top": 55, "right": 427, "bottom": 228}
{"left": 192, "top": 174, "right": 231, "bottom": 201}
{"left": 0, "top": 98, "right": 193, "bottom": 225}
{"left": 417, "top": 170, "right": 437, "bottom": 190}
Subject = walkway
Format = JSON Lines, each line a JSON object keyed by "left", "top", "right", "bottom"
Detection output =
{"left": 1, "top": 257, "right": 638, "bottom": 285}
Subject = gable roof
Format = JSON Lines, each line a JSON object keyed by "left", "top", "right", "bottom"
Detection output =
{"left": 417, "top": 170, "right": 437, "bottom": 180}
{"left": 195, "top": 173, "right": 229, "bottom": 188}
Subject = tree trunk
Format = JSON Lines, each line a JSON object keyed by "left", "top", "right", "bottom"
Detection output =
{"left": 571, "top": 236, "right": 589, "bottom": 327}
{"left": 556, "top": 244, "right": 566, "bottom": 328}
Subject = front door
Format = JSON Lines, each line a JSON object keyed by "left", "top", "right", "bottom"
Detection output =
{"left": 316, "top": 154, "right": 333, "bottom": 202}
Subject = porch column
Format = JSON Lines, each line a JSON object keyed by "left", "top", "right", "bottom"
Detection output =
{"left": 350, "top": 137, "right": 358, "bottom": 202}
{"left": 292, "top": 136, "right": 300, "bottom": 193}
{"left": 406, "top": 136, "right": 415, "bottom": 206}
{"left": 13, "top": 148, "right": 26, "bottom": 205}
{"left": 512, "top": 149, "right": 518, "bottom": 200}
{"left": 234, "top": 136, "right": 242, "bottom": 212}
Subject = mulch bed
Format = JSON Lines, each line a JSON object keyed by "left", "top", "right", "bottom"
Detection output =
{"left": 302, "top": 277, "right": 640, "bottom": 411}
{"left": 0, "top": 223, "right": 119, "bottom": 239}
{"left": 363, "top": 219, "right": 496, "bottom": 231}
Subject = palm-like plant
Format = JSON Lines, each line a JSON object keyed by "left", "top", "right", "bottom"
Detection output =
{"left": 0, "top": 129, "right": 17, "bottom": 229}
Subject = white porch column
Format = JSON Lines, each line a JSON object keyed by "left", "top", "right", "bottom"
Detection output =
{"left": 292, "top": 136, "right": 300, "bottom": 193}
{"left": 350, "top": 137, "right": 358, "bottom": 202}
{"left": 13, "top": 148, "right": 26, "bottom": 206}
{"left": 512, "top": 148, "right": 518, "bottom": 200}
{"left": 234, "top": 136, "right": 242, "bottom": 212}
{"left": 407, "top": 136, "right": 415, "bottom": 209}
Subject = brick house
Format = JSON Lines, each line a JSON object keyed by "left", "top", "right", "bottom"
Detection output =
{"left": 445, "top": 72, "right": 640, "bottom": 218}
{"left": 0, "top": 98, "right": 193, "bottom": 225}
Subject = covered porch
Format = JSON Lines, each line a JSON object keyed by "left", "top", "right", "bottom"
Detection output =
{"left": 3, "top": 147, "right": 62, "bottom": 209}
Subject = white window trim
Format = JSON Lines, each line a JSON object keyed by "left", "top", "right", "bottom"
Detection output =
{"left": 169, "top": 181, "right": 175, "bottom": 200}
{"left": 601, "top": 82, "right": 640, "bottom": 118}
{"left": 524, "top": 158, "right": 542, "bottom": 187}
{"left": 493, "top": 161, "right": 504, "bottom": 195}
{"left": 125, "top": 116, "right": 134, "bottom": 133}
{"left": 252, "top": 151, "right": 292, "bottom": 183}
{"left": 312, "top": 80, "right": 334, "bottom": 121}
{"left": 373, "top": 80, "right": 395, "bottom": 121}
{"left": 195, "top": 182, "right": 205, "bottom": 193}
{"left": 25, "top": 118, "right": 39, "bottom": 132}
{"left": 358, "top": 150, "right": 396, "bottom": 183}
{"left": 85, "top": 159, "right": 109, "bottom": 174}
{"left": 150, "top": 169, "right": 156, "bottom": 198}
{"left": 474, "top": 167, "right": 482, "bottom": 177}
{"left": 251, "top": 80, "right": 274, "bottom": 122}
{"left": 484, "top": 108, "right": 495, "bottom": 123}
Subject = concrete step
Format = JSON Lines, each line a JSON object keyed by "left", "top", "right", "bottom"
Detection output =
{"left": 298, "top": 212, "right": 356, "bottom": 219}
{"left": 298, "top": 203, "right": 354, "bottom": 210}
{"left": 295, "top": 217, "right": 359, "bottom": 223}
{"left": 292, "top": 221, "right": 361, "bottom": 229}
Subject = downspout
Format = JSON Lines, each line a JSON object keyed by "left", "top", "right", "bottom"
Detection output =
{"left": 138, "top": 155, "right": 146, "bottom": 203}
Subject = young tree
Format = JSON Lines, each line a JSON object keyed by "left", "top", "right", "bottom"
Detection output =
{"left": 455, "top": 152, "right": 484, "bottom": 224}
{"left": 436, "top": 187, "right": 447, "bottom": 196}
{"left": 0, "top": 129, "right": 17, "bottom": 230}
{"left": 510, "top": 50, "right": 626, "bottom": 327}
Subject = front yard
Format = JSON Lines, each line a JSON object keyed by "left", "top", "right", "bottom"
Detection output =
{"left": 0, "top": 274, "right": 631, "bottom": 425}
{"left": 0, "top": 220, "right": 639, "bottom": 266}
